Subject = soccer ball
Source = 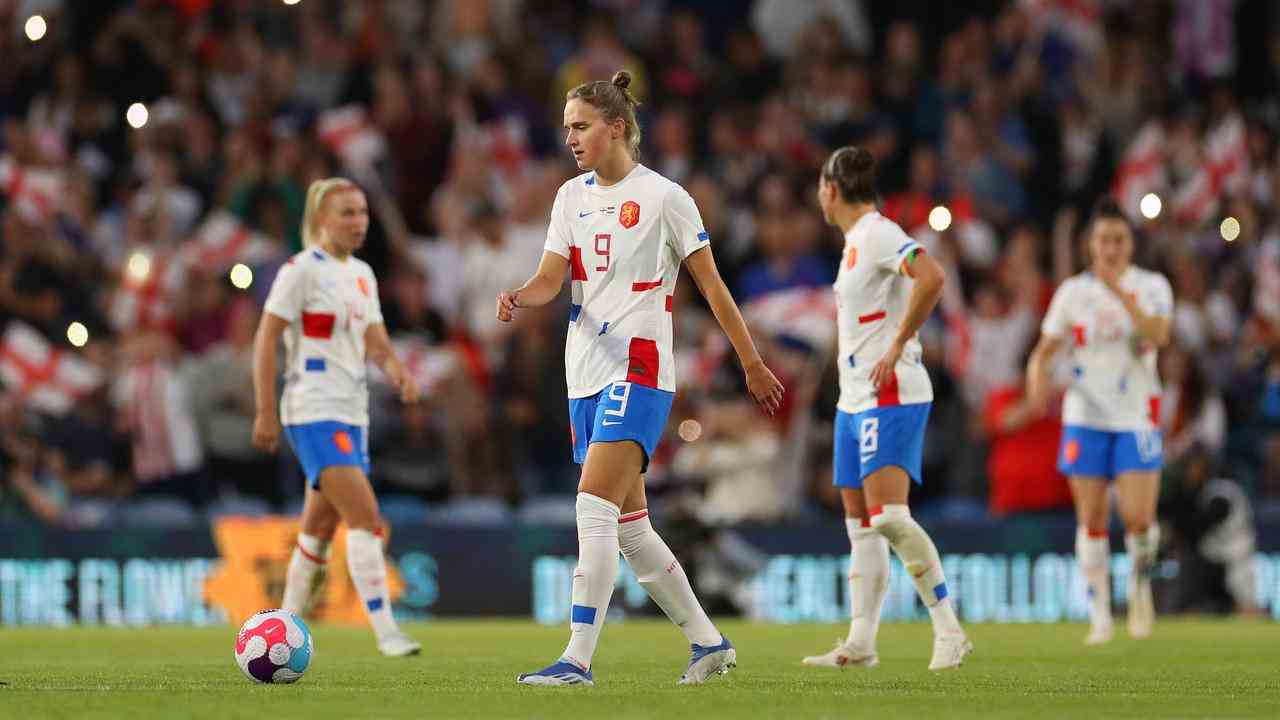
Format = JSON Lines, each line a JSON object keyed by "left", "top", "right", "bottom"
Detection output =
{"left": 234, "top": 609, "right": 314, "bottom": 683}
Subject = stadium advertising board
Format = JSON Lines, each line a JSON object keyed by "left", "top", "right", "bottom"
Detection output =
{"left": 2, "top": 519, "right": 1278, "bottom": 625}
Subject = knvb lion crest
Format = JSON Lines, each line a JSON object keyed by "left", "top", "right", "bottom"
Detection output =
{"left": 620, "top": 200, "right": 640, "bottom": 229}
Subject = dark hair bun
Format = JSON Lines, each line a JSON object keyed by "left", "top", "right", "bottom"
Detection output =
{"left": 823, "top": 146, "right": 878, "bottom": 204}
{"left": 612, "top": 70, "right": 632, "bottom": 90}
{"left": 851, "top": 147, "right": 875, "bottom": 173}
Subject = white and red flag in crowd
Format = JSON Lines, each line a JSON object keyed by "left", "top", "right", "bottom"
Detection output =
{"left": 182, "top": 210, "right": 283, "bottom": 272}
{"left": 742, "top": 286, "right": 839, "bottom": 357}
{"left": 317, "top": 105, "right": 387, "bottom": 180}
{"left": 109, "top": 247, "right": 186, "bottom": 333}
{"left": 1172, "top": 112, "right": 1249, "bottom": 225}
{"left": 115, "top": 359, "right": 203, "bottom": 482}
{"left": 0, "top": 321, "right": 104, "bottom": 415}
{"left": 371, "top": 337, "right": 459, "bottom": 397}
{"left": 0, "top": 155, "right": 63, "bottom": 224}
{"left": 1112, "top": 121, "right": 1168, "bottom": 222}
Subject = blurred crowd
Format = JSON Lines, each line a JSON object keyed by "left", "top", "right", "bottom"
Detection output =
{"left": 1, "top": 0, "right": 1279, "bottom": 572}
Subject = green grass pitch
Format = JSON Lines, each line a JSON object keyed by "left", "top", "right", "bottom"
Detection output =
{"left": 1, "top": 619, "right": 1277, "bottom": 719}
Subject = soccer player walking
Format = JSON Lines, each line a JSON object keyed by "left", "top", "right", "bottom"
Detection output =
{"left": 500, "top": 70, "right": 784, "bottom": 686}
{"left": 1026, "top": 200, "right": 1172, "bottom": 644}
{"left": 802, "top": 147, "right": 972, "bottom": 671}
{"left": 252, "top": 178, "right": 422, "bottom": 657}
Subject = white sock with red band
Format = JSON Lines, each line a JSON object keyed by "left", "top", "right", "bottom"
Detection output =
{"left": 1076, "top": 526, "right": 1112, "bottom": 628}
{"left": 347, "top": 527, "right": 399, "bottom": 639}
{"left": 561, "top": 493, "right": 621, "bottom": 671}
{"left": 282, "top": 533, "right": 329, "bottom": 616}
{"left": 618, "top": 509, "right": 721, "bottom": 647}
{"left": 845, "top": 517, "right": 889, "bottom": 652}
{"left": 870, "top": 504, "right": 962, "bottom": 637}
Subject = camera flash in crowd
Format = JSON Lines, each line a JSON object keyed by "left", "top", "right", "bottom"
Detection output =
{"left": 126, "top": 252, "right": 152, "bottom": 283}
{"left": 1220, "top": 216, "right": 1241, "bottom": 242}
{"left": 25, "top": 15, "right": 47, "bottom": 42}
{"left": 677, "top": 419, "right": 702, "bottom": 442}
{"left": 229, "top": 263, "right": 254, "bottom": 290}
{"left": 283, "top": 0, "right": 301, "bottom": 5}
{"left": 928, "top": 205, "right": 952, "bottom": 232}
{"left": 126, "top": 103, "right": 149, "bottom": 129}
{"left": 1139, "top": 193, "right": 1162, "bottom": 220}
{"left": 66, "top": 322, "right": 89, "bottom": 348}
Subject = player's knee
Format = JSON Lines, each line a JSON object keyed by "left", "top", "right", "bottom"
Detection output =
{"left": 868, "top": 504, "right": 913, "bottom": 544}
{"left": 617, "top": 510, "right": 653, "bottom": 557}
{"left": 576, "top": 491, "right": 621, "bottom": 539}
{"left": 1124, "top": 517, "right": 1152, "bottom": 534}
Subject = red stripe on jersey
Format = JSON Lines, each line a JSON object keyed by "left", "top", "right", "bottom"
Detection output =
{"left": 868, "top": 505, "right": 884, "bottom": 518}
{"left": 631, "top": 279, "right": 662, "bottom": 291}
{"left": 1071, "top": 324, "right": 1087, "bottom": 347}
{"left": 858, "top": 310, "right": 886, "bottom": 324}
{"left": 1149, "top": 395, "right": 1161, "bottom": 426}
{"left": 859, "top": 517, "right": 871, "bottom": 528}
{"left": 569, "top": 246, "right": 589, "bottom": 281}
{"left": 619, "top": 510, "right": 649, "bottom": 524}
{"left": 626, "top": 338, "right": 660, "bottom": 388}
{"left": 665, "top": 295, "right": 673, "bottom": 313}
{"left": 301, "top": 312, "right": 335, "bottom": 339}
{"left": 877, "top": 371, "right": 901, "bottom": 406}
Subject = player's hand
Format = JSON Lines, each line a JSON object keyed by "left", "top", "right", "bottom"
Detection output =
{"left": 870, "top": 339, "right": 904, "bottom": 390}
{"left": 496, "top": 290, "right": 519, "bottom": 322}
{"left": 744, "top": 359, "right": 784, "bottom": 415}
{"left": 395, "top": 370, "right": 420, "bottom": 404}
{"left": 1097, "top": 266, "right": 1126, "bottom": 298}
{"left": 252, "top": 414, "right": 281, "bottom": 454}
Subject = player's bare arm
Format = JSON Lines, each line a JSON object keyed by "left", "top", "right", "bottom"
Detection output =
{"left": 870, "top": 250, "right": 945, "bottom": 389}
{"left": 364, "top": 322, "right": 419, "bottom": 404}
{"left": 251, "top": 311, "right": 289, "bottom": 453}
{"left": 1025, "top": 333, "right": 1063, "bottom": 413}
{"left": 683, "top": 245, "right": 784, "bottom": 415}
{"left": 497, "top": 250, "right": 570, "bottom": 322}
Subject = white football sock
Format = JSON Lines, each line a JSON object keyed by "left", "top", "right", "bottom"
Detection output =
{"left": 845, "top": 517, "right": 889, "bottom": 652}
{"left": 561, "top": 493, "right": 621, "bottom": 670}
{"left": 871, "top": 504, "right": 963, "bottom": 637}
{"left": 618, "top": 509, "right": 721, "bottom": 647}
{"left": 346, "top": 527, "right": 399, "bottom": 639}
{"left": 1125, "top": 525, "right": 1159, "bottom": 584}
{"left": 282, "top": 533, "right": 329, "bottom": 616}
{"left": 1076, "top": 527, "right": 1112, "bottom": 627}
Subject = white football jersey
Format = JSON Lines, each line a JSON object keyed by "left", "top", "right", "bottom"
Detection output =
{"left": 544, "top": 165, "right": 709, "bottom": 397}
{"left": 834, "top": 212, "right": 933, "bottom": 414}
{"left": 1041, "top": 267, "right": 1173, "bottom": 431}
{"left": 264, "top": 247, "right": 384, "bottom": 426}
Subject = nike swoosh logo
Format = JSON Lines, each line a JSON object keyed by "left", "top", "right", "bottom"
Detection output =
{"left": 579, "top": 210, "right": 595, "bottom": 218}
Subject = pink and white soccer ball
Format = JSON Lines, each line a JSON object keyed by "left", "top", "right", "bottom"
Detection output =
{"left": 234, "top": 609, "right": 314, "bottom": 684}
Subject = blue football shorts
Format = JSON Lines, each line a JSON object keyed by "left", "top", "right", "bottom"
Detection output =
{"left": 833, "top": 402, "right": 931, "bottom": 489}
{"left": 283, "top": 421, "right": 370, "bottom": 489}
{"left": 1058, "top": 425, "right": 1162, "bottom": 479}
{"left": 568, "top": 381, "right": 674, "bottom": 474}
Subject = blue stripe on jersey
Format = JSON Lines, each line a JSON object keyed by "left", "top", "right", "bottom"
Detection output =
{"left": 569, "top": 303, "right": 582, "bottom": 323}
{"left": 305, "top": 357, "right": 326, "bottom": 372}
{"left": 366, "top": 597, "right": 384, "bottom": 611}
{"left": 896, "top": 242, "right": 916, "bottom": 255}
{"left": 697, "top": 231, "right": 709, "bottom": 242}
{"left": 585, "top": 174, "right": 595, "bottom": 186}
{"left": 571, "top": 604, "right": 597, "bottom": 625}
{"left": 311, "top": 250, "right": 325, "bottom": 261}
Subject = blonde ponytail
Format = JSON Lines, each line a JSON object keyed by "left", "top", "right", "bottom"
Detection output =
{"left": 301, "top": 177, "right": 358, "bottom": 248}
